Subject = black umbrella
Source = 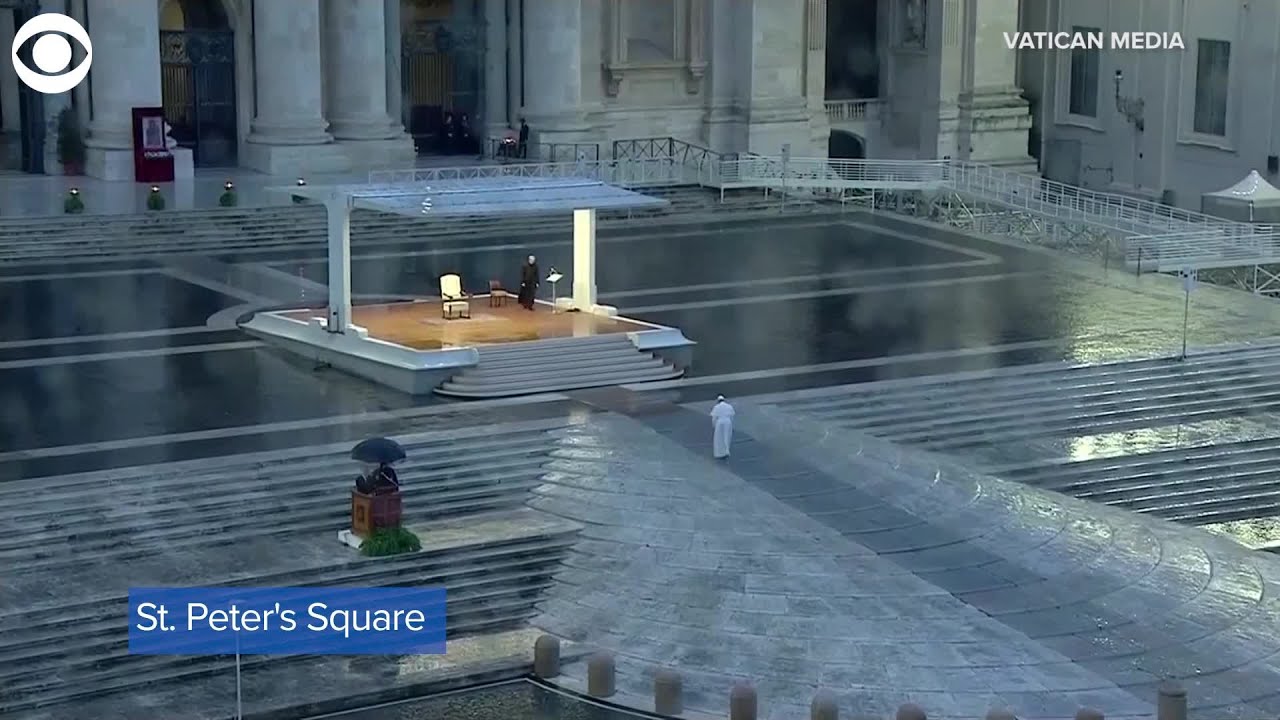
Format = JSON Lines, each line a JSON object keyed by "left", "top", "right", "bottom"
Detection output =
{"left": 350, "top": 437, "right": 406, "bottom": 465}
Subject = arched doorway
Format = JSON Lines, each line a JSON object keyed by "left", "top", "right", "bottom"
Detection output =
{"left": 829, "top": 131, "right": 866, "bottom": 160}
{"left": 402, "top": 0, "right": 486, "bottom": 155}
{"left": 159, "top": 0, "right": 237, "bottom": 167}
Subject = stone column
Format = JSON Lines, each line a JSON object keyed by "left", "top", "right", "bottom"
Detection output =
{"left": 0, "top": 13, "right": 19, "bottom": 135}
{"left": 324, "top": 0, "right": 399, "bottom": 140}
{"left": 244, "top": 0, "right": 338, "bottom": 174}
{"left": 40, "top": 0, "right": 72, "bottom": 175}
{"left": 521, "top": 0, "right": 585, "bottom": 138}
{"left": 83, "top": 0, "right": 163, "bottom": 179}
{"left": 385, "top": 0, "right": 404, "bottom": 128}
{"left": 505, "top": 0, "right": 522, "bottom": 126}
{"left": 483, "top": 0, "right": 508, "bottom": 136}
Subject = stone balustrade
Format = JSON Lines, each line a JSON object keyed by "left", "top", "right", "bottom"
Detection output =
{"left": 531, "top": 634, "right": 1192, "bottom": 720}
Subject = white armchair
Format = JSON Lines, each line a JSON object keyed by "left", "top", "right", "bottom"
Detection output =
{"left": 439, "top": 274, "right": 471, "bottom": 319}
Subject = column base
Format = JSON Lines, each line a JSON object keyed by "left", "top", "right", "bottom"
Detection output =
{"left": 85, "top": 147, "right": 136, "bottom": 181}
{"left": 960, "top": 90, "right": 1035, "bottom": 172}
{"left": 242, "top": 140, "right": 352, "bottom": 175}
{"left": 334, "top": 134, "right": 416, "bottom": 169}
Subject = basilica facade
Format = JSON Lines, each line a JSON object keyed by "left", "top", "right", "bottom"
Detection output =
{"left": 0, "top": 0, "right": 1039, "bottom": 180}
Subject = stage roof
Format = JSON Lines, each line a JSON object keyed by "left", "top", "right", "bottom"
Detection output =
{"left": 277, "top": 176, "right": 668, "bottom": 219}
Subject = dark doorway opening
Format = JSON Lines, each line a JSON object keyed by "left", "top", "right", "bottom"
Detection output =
{"left": 159, "top": 0, "right": 237, "bottom": 167}
{"left": 829, "top": 131, "right": 866, "bottom": 160}
{"left": 403, "top": 0, "right": 486, "bottom": 156}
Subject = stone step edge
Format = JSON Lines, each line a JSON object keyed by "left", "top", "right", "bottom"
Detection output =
{"left": 437, "top": 370, "right": 683, "bottom": 398}
{"left": 994, "top": 435, "right": 1280, "bottom": 475}
{"left": 9, "top": 427, "right": 559, "bottom": 498}
{"left": 816, "top": 360, "right": 1280, "bottom": 419}
{"left": 446, "top": 363, "right": 678, "bottom": 390}
{"left": 1043, "top": 464, "right": 1280, "bottom": 497}
{"left": 7, "top": 452, "right": 550, "bottom": 523}
{"left": 858, "top": 390, "right": 1280, "bottom": 444}
{"left": 773, "top": 340, "right": 1280, "bottom": 405}
{"left": 0, "top": 527, "right": 578, "bottom": 629}
{"left": 0, "top": 564, "right": 564, "bottom": 673}
{"left": 0, "top": 604, "right": 545, "bottom": 713}
{"left": 4, "top": 476, "right": 545, "bottom": 552}
{"left": 7, "top": 499, "right": 566, "bottom": 576}
{"left": 471, "top": 349, "right": 653, "bottom": 369}
{"left": 790, "top": 355, "right": 1280, "bottom": 414}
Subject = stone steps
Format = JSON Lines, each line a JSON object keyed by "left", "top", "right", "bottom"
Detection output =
{"left": 0, "top": 515, "right": 577, "bottom": 716}
{"left": 436, "top": 335, "right": 682, "bottom": 398}
{"left": 0, "top": 187, "right": 827, "bottom": 263}
{"left": 0, "top": 421, "right": 581, "bottom": 716}
{"left": 772, "top": 343, "right": 1280, "bottom": 525}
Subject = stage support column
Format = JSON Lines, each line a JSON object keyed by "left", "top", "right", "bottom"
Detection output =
{"left": 571, "top": 208, "right": 616, "bottom": 315}
{"left": 326, "top": 194, "right": 354, "bottom": 332}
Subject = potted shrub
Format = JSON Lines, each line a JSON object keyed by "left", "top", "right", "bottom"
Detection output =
{"left": 360, "top": 526, "right": 421, "bottom": 557}
{"left": 56, "top": 109, "right": 85, "bottom": 176}
{"left": 219, "top": 180, "right": 237, "bottom": 207}
{"left": 63, "top": 188, "right": 84, "bottom": 214}
{"left": 146, "top": 185, "right": 165, "bottom": 211}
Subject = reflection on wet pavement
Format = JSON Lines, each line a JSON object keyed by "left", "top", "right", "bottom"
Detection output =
{"left": 4, "top": 214, "right": 1280, "bottom": 480}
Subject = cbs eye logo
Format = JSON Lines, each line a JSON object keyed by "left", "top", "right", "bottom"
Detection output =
{"left": 10, "top": 13, "right": 93, "bottom": 95}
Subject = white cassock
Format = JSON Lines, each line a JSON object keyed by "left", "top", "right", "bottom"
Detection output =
{"left": 710, "top": 400, "right": 735, "bottom": 458}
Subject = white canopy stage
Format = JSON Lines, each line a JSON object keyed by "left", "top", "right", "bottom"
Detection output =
{"left": 282, "top": 175, "right": 669, "bottom": 332}
{"left": 1201, "top": 170, "right": 1280, "bottom": 223}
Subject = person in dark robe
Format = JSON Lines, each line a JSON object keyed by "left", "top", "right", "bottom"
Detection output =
{"left": 355, "top": 462, "right": 400, "bottom": 495}
{"left": 518, "top": 255, "right": 539, "bottom": 310}
{"left": 517, "top": 118, "right": 530, "bottom": 158}
{"left": 459, "top": 113, "right": 474, "bottom": 154}
{"left": 442, "top": 112, "right": 456, "bottom": 154}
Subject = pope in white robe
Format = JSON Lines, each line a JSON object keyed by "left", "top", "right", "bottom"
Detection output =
{"left": 710, "top": 396, "right": 735, "bottom": 459}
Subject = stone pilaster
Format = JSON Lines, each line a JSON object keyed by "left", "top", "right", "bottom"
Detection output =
{"left": 506, "top": 0, "right": 522, "bottom": 126}
{"left": 962, "top": 0, "right": 1033, "bottom": 169}
{"left": 39, "top": 0, "right": 72, "bottom": 175}
{"left": 484, "top": 0, "right": 508, "bottom": 137}
{"left": 84, "top": 0, "right": 163, "bottom": 179}
{"left": 741, "top": 0, "right": 818, "bottom": 155}
{"left": 385, "top": 0, "right": 404, "bottom": 128}
{"left": 244, "top": 0, "right": 345, "bottom": 174}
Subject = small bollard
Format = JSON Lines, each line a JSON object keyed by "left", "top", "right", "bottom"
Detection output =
{"left": 1157, "top": 681, "right": 1187, "bottom": 720}
{"left": 811, "top": 689, "right": 839, "bottom": 720}
{"left": 985, "top": 710, "right": 1018, "bottom": 720}
{"left": 1075, "top": 710, "right": 1104, "bottom": 720}
{"left": 586, "top": 652, "right": 616, "bottom": 698}
{"left": 654, "top": 668, "right": 683, "bottom": 715}
{"left": 896, "top": 703, "right": 926, "bottom": 720}
{"left": 533, "top": 635, "right": 561, "bottom": 679}
{"left": 729, "top": 681, "right": 757, "bottom": 720}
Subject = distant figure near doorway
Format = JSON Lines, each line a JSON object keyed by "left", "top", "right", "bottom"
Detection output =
{"left": 518, "top": 255, "right": 539, "bottom": 310}
{"left": 518, "top": 118, "right": 530, "bottom": 159}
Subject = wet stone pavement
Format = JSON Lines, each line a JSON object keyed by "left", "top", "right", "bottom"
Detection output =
{"left": 3, "top": 213, "right": 1280, "bottom": 479}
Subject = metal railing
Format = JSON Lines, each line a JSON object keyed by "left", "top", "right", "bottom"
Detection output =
{"left": 824, "top": 98, "right": 884, "bottom": 124}
{"left": 368, "top": 157, "right": 691, "bottom": 188}
{"left": 486, "top": 137, "right": 602, "bottom": 164}
{"left": 718, "top": 157, "right": 949, "bottom": 189}
{"left": 1125, "top": 230, "right": 1280, "bottom": 271}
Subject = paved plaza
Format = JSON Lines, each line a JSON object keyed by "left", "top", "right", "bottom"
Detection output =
{"left": 4, "top": 211, "right": 1280, "bottom": 718}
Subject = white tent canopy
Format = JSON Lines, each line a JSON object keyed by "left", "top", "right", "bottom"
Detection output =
{"left": 1201, "top": 170, "right": 1280, "bottom": 222}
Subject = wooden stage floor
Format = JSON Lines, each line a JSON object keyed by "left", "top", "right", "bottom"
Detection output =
{"left": 279, "top": 298, "right": 652, "bottom": 350}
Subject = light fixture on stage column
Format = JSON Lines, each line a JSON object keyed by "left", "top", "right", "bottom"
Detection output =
{"left": 224, "top": 180, "right": 234, "bottom": 191}
{"left": 296, "top": 177, "right": 307, "bottom": 187}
